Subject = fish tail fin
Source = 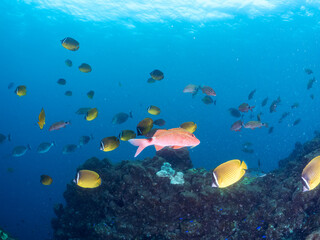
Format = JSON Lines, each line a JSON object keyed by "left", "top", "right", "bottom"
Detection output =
{"left": 52, "top": 141, "right": 56, "bottom": 146}
{"left": 192, "top": 87, "right": 200, "bottom": 98}
{"left": 264, "top": 123, "right": 269, "bottom": 128}
{"left": 129, "top": 111, "right": 133, "bottom": 118}
{"left": 128, "top": 138, "right": 153, "bottom": 157}
{"left": 250, "top": 106, "right": 255, "bottom": 111}
{"left": 8, "top": 134, "right": 11, "bottom": 142}
{"left": 241, "top": 161, "right": 247, "bottom": 170}
{"left": 27, "top": 144, "right": 32, "bottom": 150}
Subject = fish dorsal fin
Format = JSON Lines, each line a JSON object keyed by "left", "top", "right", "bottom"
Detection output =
{"left": 154, "top": 145, "right": 165, "bottom": 151}
{"left": 168, "top": 128, "right": 184, "bottom": 132}
{"left": 218, "top": 159, "right": 241, "bottom": 170}
{"left": 153, "top": 129, "right": 167, "bottom": 138}
{"left": 241, "top": 161, "right": 248, "bottom": 170}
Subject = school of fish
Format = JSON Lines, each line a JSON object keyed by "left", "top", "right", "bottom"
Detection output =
{"left": 4, "top": 37, "right": 320, "bottom": 192}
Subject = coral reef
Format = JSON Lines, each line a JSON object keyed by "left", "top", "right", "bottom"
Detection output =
{"left": 52, "top": 134, "right": 320, "bottom": 239}
{"left": 156, "top": 162, "right": 185, "bottom": 185}
{"left": 0, "top": 227, "right": 16, "bottom": 240}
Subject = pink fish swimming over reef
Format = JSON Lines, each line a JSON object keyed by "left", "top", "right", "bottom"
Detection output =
{"left": 49, "top": 121, "right": 70, "bottom": 131}
{"left": 128, "top": 128, "right": 200, "bottom": 157}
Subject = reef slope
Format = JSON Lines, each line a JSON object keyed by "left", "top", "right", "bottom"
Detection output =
{"left": 52, "top": 136, "right": 320, "bottom": 239}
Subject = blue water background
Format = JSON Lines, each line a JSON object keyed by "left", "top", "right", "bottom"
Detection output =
{"left": 1, "top": 1, "right": 320, "bottom": 239}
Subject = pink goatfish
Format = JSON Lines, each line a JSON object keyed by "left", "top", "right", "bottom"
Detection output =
{"left": 128, "top": 128, "right": 200, "bottom": 157}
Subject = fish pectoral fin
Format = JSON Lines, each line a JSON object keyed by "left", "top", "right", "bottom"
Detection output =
{"left": 154, "top": 145, "right": 165, "bottom": 151}
{"left": 171, "top": 146, "right": 184, "bottom": 149}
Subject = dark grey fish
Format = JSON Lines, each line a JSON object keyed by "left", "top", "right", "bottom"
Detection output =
{"left": 307, "top": 77, "right": 316, "bottom": 90}
{"left": 79, "top": 135, "right": 93, "bottom": 147}
{"left": 242, "top": 142, "right": 253, "bottom": 148}
{"left": 228, "top": 108, "right": 241, "bottom": 118}
{"left": 293, "top": 119, "right": 301, "bottom": 126}
{"left": 291, "top": 102, "right": 299, "bottom": 109}
{"left": 62, "top": 144, "right": 78, "bottom": 154}
{"left": 248, "top": 89, "right": 256, "bottom": 100}
{"left": 8, "top": 82, "right": 14, "bottom": 89}
{"left": 278, "top": 112, "right": 290, "bottom": 123}
{"left": 268, "top": 126, "right": 274, "bottom": 134}
{"left": 154, "top": 119, "right": 166, "bottom": 127}
{"left": 112, "top": 112, "right": 133, "bottom": 124}
{"left": 269, "top": 97, "right": 281, "bottom": 113}
{"left": 261, "top": 97, "right": 268, "bottom": 107}
{"left": 202, "top": 96, "right": 213, "bottom": 105}
{"left": 147, "top": 78, "right": 156, "bottom": 83}
{"left": 75, "top": 107, "right": 91, "bottom": 115}
{"left": 57, "top": 78, "right": 66, "bottom": 85}
{"left": 257, "top": 112, "right": 262, "bottom": 122}
{"left": 150, "top": 69, "right": 164, "bottom": 80}
{"left": 12, "top": 145, "right": 31, "bottom": 157}
{"left": 304, "top": 68, "right": 313, "bottom": 75}
{"left": 0, "top": 134, "right": 9, "bottom": 144}
{"left": 242, "top": 148, "right": 254, "bottom": 154}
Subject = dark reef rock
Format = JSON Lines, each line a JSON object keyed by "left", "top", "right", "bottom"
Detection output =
{"left": 156, "top": 147, "right": 193, "bottom": 171}
{"left": 53, "top": 138, "right": 320, "bottom": 239}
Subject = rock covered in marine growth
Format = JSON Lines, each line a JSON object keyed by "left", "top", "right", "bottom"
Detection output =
{"left": 156, "top": 162, "right": 185, "bottom": 185}
{"left": 52, "top": 134, "right": 320, "bottom": 239}
{"left": 0, "top": 227, "right": 16, "bottom": 240}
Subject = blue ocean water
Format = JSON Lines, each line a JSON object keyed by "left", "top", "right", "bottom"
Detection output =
{"left": 0, "top": 1, "right": 320, "bottom": 239}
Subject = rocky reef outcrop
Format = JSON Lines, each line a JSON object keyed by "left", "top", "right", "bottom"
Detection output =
{"left": 0, "top": 227, "right": 16, "bottom": 240}
{"left": 52, "top": 134, "right": 320, "bottom": 239}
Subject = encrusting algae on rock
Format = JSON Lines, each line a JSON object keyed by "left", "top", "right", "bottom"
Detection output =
{"left": 52, "top": 133, "right": 320, "bottom": 239}
{"left": 156, "top": 162, "right": 184, "bottom": 185}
